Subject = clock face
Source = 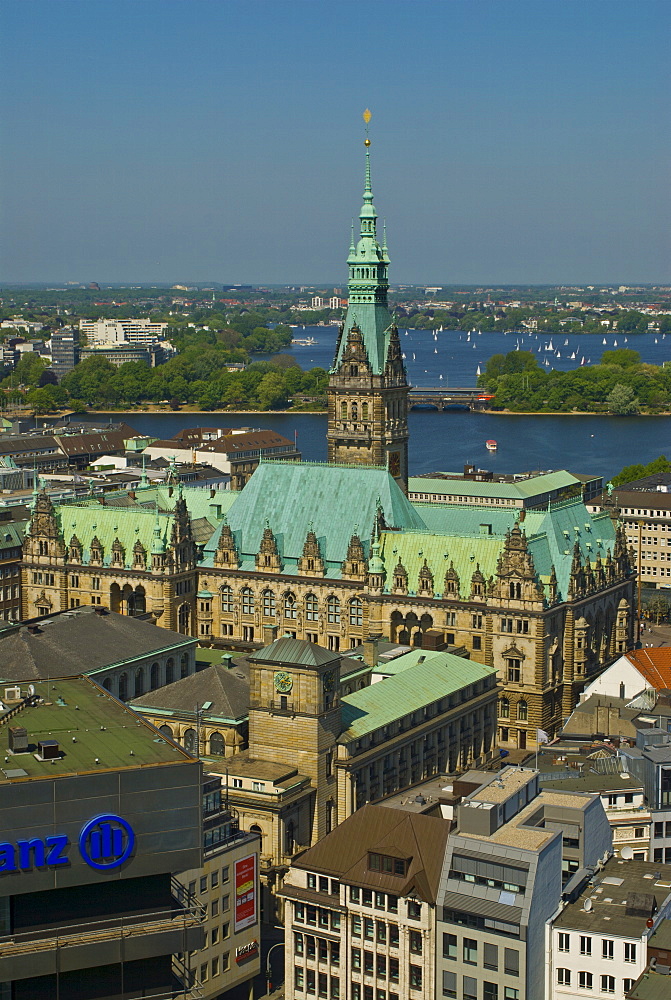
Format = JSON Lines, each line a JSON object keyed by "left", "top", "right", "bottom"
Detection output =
{"left": 323, "top": 670, "right": 336, "bottom": 693}
{"left": 274, "top": 670, "right": 293, "bottom": 693}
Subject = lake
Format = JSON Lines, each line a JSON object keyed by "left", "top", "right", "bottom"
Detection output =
{"left": 108, "top": 325, "right": 670, "bottom": 484}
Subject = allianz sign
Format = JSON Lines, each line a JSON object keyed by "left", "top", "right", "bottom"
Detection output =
{"left": 0, "top": 814, "right": 135, "bottom": 874}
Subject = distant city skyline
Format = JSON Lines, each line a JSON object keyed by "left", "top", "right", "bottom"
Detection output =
{"left": 1, "top": 0, "right": 669, "bottom": 285}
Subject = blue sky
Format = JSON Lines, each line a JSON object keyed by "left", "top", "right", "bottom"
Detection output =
{"left": 2, "top": 0, "right": 669, "bottom": 285}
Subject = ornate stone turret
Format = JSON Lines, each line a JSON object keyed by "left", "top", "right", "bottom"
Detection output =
{"left": 391, "top": 558, "right": 408, "bottom": 595}
{"left": 68, "top": 533, "right": 82, "bottom": 563}
{"left": 342, "top": 532, "right": 367, "bottom": 581}
{"left": 470, "top": 563, "right": 486, "bottom": 599}
{"left": 443, "top": 561, "right": 460, "bottom": 598}
{"left": 214, "top": 520, "right": 240, "bottom": 569}
{"left": 256, "top": 523, "right": 282, "bottom": 573}
{"left": 548, "top": 564, "right": 558, "bottom": 604}
{"left": 111, "top": 537, "right": 125, "bottom": 567}
{"left": 367, "top": 525, "right": 385, "bottom": 595}
{"left": 417, "top": 559, "right": 434, "bottom": 597}
{"left": 170, "top": 491, "right": 196, "bottom": 570}
{"left": 24, "top": 490, "right": 66, "bottom": 562}
{"left": 568, "top": 540, "right": 585, "bottom": 598}
{"left": 326, "top": 111, "right": 409, "bottom": 491}
{"left": 298, "top": 528, "right": 326, "bottom": 577}
{"left": 132, "top": 539, "right": 147, "bottom": 569}
{"left": 493, "top": 524, "right": 544, "bottom": 604}
{"left": 90, "top": 535, "right": 104, "bottom": 565}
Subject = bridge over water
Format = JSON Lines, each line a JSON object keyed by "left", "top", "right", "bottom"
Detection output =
{"left": 408, "top": 387, "right": 491, "bottom": 411}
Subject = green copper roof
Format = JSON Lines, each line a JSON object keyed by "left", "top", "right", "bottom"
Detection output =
{"left": 249, "top": 636, "right": 339, "bottom": 668}
{"left": 202, "top": 462, "right": 427, "bottom": 571}
{"left": 340, "top": 651, "right": 495, "bottom": 740}
{"left": 408, "top": 471, "right": 580, "bottom": 501}
{"left": 378, "top": 496, "right": 617, "bottom": 602}
{"left": 53, "top": 484, "right": 224, "bottom": 568}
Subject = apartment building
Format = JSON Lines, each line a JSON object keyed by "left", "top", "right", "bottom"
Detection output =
{"left": 280, "top": 803, "right": 449, "bottom": 1000}
{"left": 550, "top": 859, "right": 671, "bottom": 1000}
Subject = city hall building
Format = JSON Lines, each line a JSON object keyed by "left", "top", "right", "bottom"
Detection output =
{"left": 20, "top": 136, "right": 635, "bottom": 753}
{"left": 0, "top": 675, "right": 203, "bottom": 1000}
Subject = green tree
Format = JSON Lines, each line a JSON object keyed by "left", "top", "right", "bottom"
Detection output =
{"left": 605, "top": 383, "right": 640, "bottom": 415}
{"left": 612, "top": 455, "right": 671, "bottom": 487}
{"left": 601, "top": 349, "right": 641, "bottom": 367}
{"left": 646, "top": 597, "right": 670, "bottom": 624}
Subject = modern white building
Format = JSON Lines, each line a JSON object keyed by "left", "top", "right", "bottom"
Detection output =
{"left": 549, "top": 858, "right": 671, "bottom": 1000}
{"left": 80, "top": 318, "right": 168, "bottom": 346}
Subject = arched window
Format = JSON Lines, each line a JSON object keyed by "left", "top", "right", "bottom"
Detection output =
{"left": 180, "top": 653, "right": 189, "bottom": 678}
{"left": 241, "top": 587, "right": 254, "bottom": 615}
{"left": 517, "top": 700, "right": 528, "bottom": 721}
{"left": 500, "top": 698, "right": 510, "bottom": 719}
{"left": 209, "top": 732, "right": 225, "bottom": 756}
{"left": 327, "top": 595, "right": 340, "bottom": 624}
{"left": 134, "top": 668, "right": 144, "bottom": 698}
{"left": 165, "top": 658, "right": 174, "bottom": 684}
{"left": 284, "top": 592, "right": 297, "bottom": 619}
{"left": 361, "top": 402, "right": 368, "bottom": 420}
{"left": 509, "top": 581, "right": 522, "bottom": 600}
{"left": 102, "top": 677, "right": 112, "bottom": 692}
{"left": 159, "top": 724, "right": 173, "bottom": 739}
{"left": 349, "top": 597, "right": 363, "bottom": 628}
{"left": 178, "top": 604, "right": 190, "bottom": 635}
{"left": 262, "top": 589, "right": 276, "bottom": 617}
{"left": 340, "top": 401, "right": 347, "bottom": 419}
{"left": 220, "top": 586, "right": 233, "bottom": 614}
{"left": 150, "top": 662, "right": 160, "bottom": 690}
{"left": 351, "top": 401, "right": 358, "bottom": 421}
{"left": 183, "top": 728, "right": 198, "bottom": 754}
{"left": 118, "top": 673, "right": 128, "bottom": 701}
{"left": 305, "top": 593, "right": 318, "bottom": 622}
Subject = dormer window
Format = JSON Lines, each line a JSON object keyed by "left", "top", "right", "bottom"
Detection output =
{"left": 368, "top": 853, "right": 407, "bottom": 877}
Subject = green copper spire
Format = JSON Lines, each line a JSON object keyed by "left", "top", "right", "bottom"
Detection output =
{"left": 331, "top": 110, "right": 400, "bottom": 376}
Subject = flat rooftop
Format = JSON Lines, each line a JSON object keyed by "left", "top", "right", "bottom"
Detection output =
{"left": 0, "top": 675, "right": 194, "bottom": 782}
{"left": 554, "top": 858, "right": 671, "bottom": 936}
{"left": 470, "top": 766, "right": 537, "bottom": 803}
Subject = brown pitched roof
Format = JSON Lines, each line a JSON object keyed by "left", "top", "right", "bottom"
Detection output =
{"left": 626, "top": 648, "right": 671, "bottom": 690}
{"left": 291, "top": 803, "right": 449, "bottom": 903}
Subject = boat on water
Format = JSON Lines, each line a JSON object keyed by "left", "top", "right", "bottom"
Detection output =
{"left": 486, "top": 440, "right": 497, "bottom": 452}
{"left": 291, "top": 337, "right": 317, "bottom": 346}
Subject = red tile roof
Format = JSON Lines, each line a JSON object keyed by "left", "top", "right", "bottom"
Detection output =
{"left": 626, "top": 648, "right": 671, "bottom": 690}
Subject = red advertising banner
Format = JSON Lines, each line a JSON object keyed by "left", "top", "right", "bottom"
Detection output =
{"left": 234, "top": 854, "right": 257, "bottom": 932}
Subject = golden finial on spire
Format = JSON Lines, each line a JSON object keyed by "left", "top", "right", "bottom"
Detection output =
{"left": 363, "top": 108, "right": 371, "bottom": 145}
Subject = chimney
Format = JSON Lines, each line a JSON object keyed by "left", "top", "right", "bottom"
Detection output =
{"left": 94, "top": 606, "right": 108, "bottom": 616}
{"left": 26, "top": 623, "right": 41, "bottom": 635}
{"left": 210, "top": 488, "right": 216, "bottom": 498}
{"left": 263, "top": 625, "right": 278, "bottom": 647}
{"left": 362, "top": 635, "right": 381, "bottom": 667}
{"left": 128, "top": 490, "right": 136, "bottom": 500}
{"left": 221, "top": 653, "right": 234, "bottom": 669}
{"left": 519, "top": 509, "right": 526, "bottom": 522}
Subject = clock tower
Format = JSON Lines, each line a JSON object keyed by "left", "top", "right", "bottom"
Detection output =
{"left": 327, "top": 110, "right": 410, "bottom": 492}
{"left": 247, "top": 636, "right": 342, "bottom": 842}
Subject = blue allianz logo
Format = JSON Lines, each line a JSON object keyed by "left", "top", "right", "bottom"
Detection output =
{"left": 78, "top": 814, "right": 135, "bottom": 870}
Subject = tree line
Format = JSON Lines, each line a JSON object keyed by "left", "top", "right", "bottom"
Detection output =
{"left": 478, "top": 349, "right": 671, "bottom": 414}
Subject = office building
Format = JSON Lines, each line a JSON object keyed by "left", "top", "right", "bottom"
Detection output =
{"left": 176, "top": 776, "right": 261, "bottom": 1000}
{"left": 0, "top": 674, "right": 203, "bottom": 1000}
{"left": 437, "top": 766, "right": 612, "bottom": 1000}
{"left": 50, "top": 326, "right": 80, "bottom": 379}
{"left": 79, "top": 318, "right": 168, "bottom": 346}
